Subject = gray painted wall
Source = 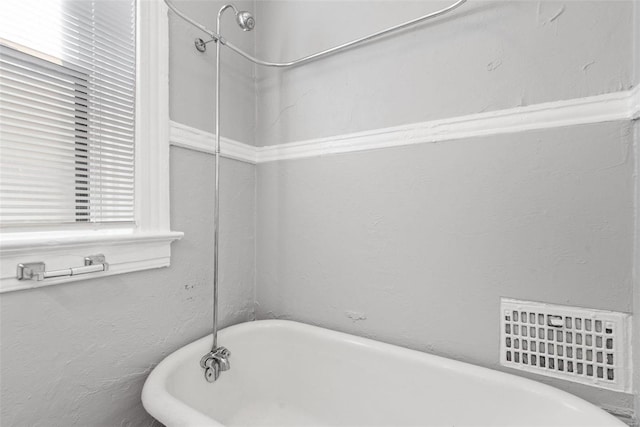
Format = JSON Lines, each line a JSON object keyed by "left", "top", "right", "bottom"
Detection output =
{"left": 255, "top": 0, "right": 634, "bottom": 146}
{"left": 0, "top": 152, "right": 255, "bottom": 426}
{"left": 256, "top": 121, "right": 636, "bottom": 412}
{"left": 253, "top": 0, "right": 638, "bottom": 416}
{"left": 635, "top": 0, "right": 640, "bottom": 85}
{"left": 633, "top": 1, "right": 640, "bottom": 423}
{"left": 632, "top": 133, "right": 639, "bottom": 420}
{"left": 0, "top": 1, "right": 258, "bottom": 425}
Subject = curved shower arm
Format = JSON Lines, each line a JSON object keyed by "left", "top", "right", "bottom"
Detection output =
{"left": 164, "top": 0, "right": 467, "bottom": 68}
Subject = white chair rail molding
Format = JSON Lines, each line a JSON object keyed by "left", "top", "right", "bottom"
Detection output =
{"left": 170, "top": 85, "right": 640, "bottom": 164}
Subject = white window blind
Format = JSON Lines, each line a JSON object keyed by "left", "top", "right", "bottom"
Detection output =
{"left": 0, "top": 0, "right": 136, "bottom": 226}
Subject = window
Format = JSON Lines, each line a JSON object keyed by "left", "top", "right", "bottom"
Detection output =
{"left": 0, "top": 0, "right": 182, "bottom": 292}
{"left": 1, "top": 46, "right": 93, "bottom": 224}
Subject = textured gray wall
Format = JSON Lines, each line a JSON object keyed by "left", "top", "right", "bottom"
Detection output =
{"left": 0, "top": 152, "right": 255, "bottom": 426}
{"left": 635, "top": 0, "right": 640, "bottom": 85}
{"left": 256, "top": 121, "right": 635, "bottom": 412}
{"left": 253, "top": 0, "right": 637, "bottom": 417}
{"left": 0, "top": 1, "right": 258, "bottom": 425}
{"left": 633, "top": 2, "right": 640, "bottom": 423}
{"left": 632, "top": 124, "right": 639, "bottom": 421}
{"left": 255, "top": 0, "right": 634, "bottom": 146}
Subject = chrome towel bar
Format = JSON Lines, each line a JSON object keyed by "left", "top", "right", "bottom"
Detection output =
{"left": 17, "top": 255, "right": 109, "bottom": 281}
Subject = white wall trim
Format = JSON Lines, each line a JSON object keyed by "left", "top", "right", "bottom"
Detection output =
{"left": 170, "top": 121, "right": 258, "bottom": 164}
{"left": 170, "top": 88, "right": 640, "bottom": 164}
{"left": 136, "top": 0, "right": 172, "bottom": 233}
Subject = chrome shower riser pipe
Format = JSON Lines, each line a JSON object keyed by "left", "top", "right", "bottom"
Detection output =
{"left": 200, "top": 4, "right": 240, "bottom": 384}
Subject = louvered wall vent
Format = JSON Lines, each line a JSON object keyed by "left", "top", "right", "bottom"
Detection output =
{"left": 500, "top": 298, "right": 632, "bottom": 393}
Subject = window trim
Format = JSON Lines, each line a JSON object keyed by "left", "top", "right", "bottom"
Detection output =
{"left": 0, "top": 0, "right": 183, "bottom": 293}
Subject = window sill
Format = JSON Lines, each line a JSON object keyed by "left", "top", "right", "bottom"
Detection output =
{"left": 0, "top": 230, "right": 183, "bottom": 293}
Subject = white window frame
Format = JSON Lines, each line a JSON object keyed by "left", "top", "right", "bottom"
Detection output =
{"left": 0, "top": 0, "right": 183, "bottom": 293}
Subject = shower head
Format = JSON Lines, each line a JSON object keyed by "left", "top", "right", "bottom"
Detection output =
{"left": 236, "top": 11, "right": 255, "bottom": 31}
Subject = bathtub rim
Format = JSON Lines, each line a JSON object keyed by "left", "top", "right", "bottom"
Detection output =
{"left": 141, "top": 319, "right": 625, "bottom": 427}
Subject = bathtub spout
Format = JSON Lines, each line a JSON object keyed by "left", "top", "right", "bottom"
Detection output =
{"left": 200, "top": 346, "right": 231, "bottom": 383}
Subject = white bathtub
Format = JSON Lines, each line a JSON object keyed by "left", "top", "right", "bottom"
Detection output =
{"left": 142, "top": 320, "right": 624, "bottom": 427}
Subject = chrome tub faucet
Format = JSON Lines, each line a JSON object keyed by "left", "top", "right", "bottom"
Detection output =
{"left": 200, "top": 347, "right": 231, "bottom": 383}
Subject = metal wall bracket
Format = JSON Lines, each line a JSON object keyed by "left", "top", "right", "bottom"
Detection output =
{"left": 84, "top": 254, "right": 107, "bottom": 267}
{"left": 194, "top": 37, "right": 216, "bottom": 53}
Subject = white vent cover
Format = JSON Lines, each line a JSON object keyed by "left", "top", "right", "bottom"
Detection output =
{"left": 500, "top": 298, "right": 632, "bottom": 393}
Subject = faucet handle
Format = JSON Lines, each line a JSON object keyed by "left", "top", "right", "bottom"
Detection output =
{"left": 203, "top": 357, "right": 216, "bottom": 370}
{"left": 217, "top": 356, "right": 231, "bottom": 372}
{"left": 204, "top": 363, "right": 219, "bottom": 382}
{"left": 213, "top": 346, "right": 231, "bottom": 371}
{"left": 200, "top": 351, "right": 216, "bottom": 368}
